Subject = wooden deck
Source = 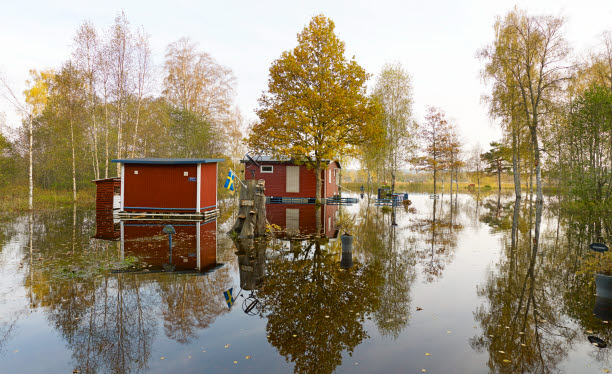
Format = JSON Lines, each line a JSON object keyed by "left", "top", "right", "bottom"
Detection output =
{"left": 115, "top": 209, "right": 219, "bottom": 221}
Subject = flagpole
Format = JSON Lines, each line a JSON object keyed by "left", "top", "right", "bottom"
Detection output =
{"left": 230, "top": 168, "right": 247, "bottom": 188}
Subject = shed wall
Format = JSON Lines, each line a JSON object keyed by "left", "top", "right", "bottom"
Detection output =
{"left": 245, "top": 162, "right": 328, "bottom": 198}
{"left": 123, "top": 164, "right": 197, "bottom": 212}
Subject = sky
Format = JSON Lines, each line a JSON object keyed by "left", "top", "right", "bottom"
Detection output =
{"left": 1, "top": 0, "right": 611, "bottom": 151}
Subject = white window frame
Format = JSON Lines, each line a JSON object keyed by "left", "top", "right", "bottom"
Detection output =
{"left": 260, "top": 165, "right": 274, "bottom": 173}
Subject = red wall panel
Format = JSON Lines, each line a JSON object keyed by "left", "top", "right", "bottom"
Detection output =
{"left": 124, "top": 164, "right": 197, "bottom": 211}
{"left": 245, "top": 162, "right": 341, "bottom": 199}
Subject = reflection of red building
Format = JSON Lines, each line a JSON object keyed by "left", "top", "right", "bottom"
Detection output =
{"left": 121, "top": 220, "right": 217, "bottom": 272}
{"left": 266, "top": 204, "right": 339, "bottom": 238}
{"left": 93, "top": 212, "right": 120, "bottom": 241}
{"left": 241, "top": 157, "right": 340, "bottom": 200}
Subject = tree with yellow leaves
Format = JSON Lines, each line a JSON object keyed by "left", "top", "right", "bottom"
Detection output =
{"left": 247, "top": 14, "right": 379, "bottom": 211}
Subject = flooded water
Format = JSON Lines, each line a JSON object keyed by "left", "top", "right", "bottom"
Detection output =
{"left": 0, "top": 192, "right": 610, "bottom": 373}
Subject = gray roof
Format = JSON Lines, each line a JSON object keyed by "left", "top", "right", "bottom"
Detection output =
{"left": 240, "top": 155, "right": 341, "bottom": 169}
{"left": 112, "top": 158, "right": 225, "bottom": 164}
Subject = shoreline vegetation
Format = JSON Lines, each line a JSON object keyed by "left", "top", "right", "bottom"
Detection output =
{"left": 0, "top": 173, "right": 552, "bottom": 216}
{"left": 0, "top": 186, "right": 95, "bottom": 213}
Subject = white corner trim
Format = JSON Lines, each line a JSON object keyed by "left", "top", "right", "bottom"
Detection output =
{"left": 120, "top": 164, "right": 125, "bottom": 211}
{"left": 197, "top": 164, "right": 202, "bottom": 211}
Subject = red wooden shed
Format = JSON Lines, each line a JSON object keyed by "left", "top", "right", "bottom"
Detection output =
{"left": 111, "top": 158, "right": 224, "bottom": 214}
{"left": 240, "top": 156, "right": 341, "bottom": 202}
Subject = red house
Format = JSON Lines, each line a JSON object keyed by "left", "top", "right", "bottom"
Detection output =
{"left": 241, "top": 156, "right": 341, "bottom": 202}
{"left": 111, "top": 158, "right": 224, "bottom": 214}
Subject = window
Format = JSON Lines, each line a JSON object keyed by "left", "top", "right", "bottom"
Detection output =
{"left": 286, "top": 166, "right": 300, "bottom": 193}
{"left": 260, "top": 165, "right": 274, "bottom": 173}
{"left": 328, "top": 169, "right": 331, "bottom": 184}
{"left": 134, "top": 170, "right": 138, "bottom": 175}
{"left": 184, "top": 171, "right": 189, "bottom": 176}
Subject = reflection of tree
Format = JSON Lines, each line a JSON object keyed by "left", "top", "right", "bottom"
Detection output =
{"left": 470, "top": 198, "right": 579, "bottom": 373}
{"left": 355, "top": 200, "right": 415, "bottom": 338}
{"left": 20, "top": 207, "right": 233, "bottom": 372}
{"left": 479, "top": 193, "right": 516, "bottom": 233}
{"left": 411, "top": 197, "right": 463, "bottom": 282}
{"left": 257, "top": 238, "right": 383, "bottom": 374}
{"left": 159, "top": 267, "right": 232, "bottom": 344}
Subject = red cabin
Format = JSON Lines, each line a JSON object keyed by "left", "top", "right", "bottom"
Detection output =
{"left": 111, "top": 158, "right": 224, "bottom": 214}
{"left": 241, "top": 156, "right": 341, "bottom": 202}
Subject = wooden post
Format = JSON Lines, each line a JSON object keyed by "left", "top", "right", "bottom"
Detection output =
{"left": 229, "top": 179, "right": 267, "bottom": 238}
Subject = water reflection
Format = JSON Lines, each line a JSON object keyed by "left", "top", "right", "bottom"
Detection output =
{"left": 256, "top": 237, "right": 383, "bottom": 374}
{"left": 411, "top": 195, "right": 463, "bottom": 283}
{"left": 470, "top": 197, "right": 582, "bottom": 373}
{"left": 6, "top": 193, "right": 612, "bottom": 373}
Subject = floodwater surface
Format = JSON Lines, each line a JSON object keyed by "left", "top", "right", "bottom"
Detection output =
{"left": 0, "top": 192, "right": 609, "bottom": 373}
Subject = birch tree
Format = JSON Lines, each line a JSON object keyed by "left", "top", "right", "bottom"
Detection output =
{"left": 480, "top": 8, "right": 572, "bottom": 207}
{"left": 372, "top": 62, "right": 416, "bottom": 193}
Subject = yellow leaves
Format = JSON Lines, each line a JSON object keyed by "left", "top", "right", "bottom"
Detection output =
{"left": 425, "top": 352, "right": 431, "bottom": 356}
{"left": 503, "top": 359, "right": 511, "bottom": 363}
{"left": 603, "top": 369, "right": 610, "bottom": 373}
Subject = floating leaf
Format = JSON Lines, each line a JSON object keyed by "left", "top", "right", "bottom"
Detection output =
{"left": 587, "top": 330, "right": 594, "bottom": 334}
{"left": 292, "top": 334, "right": 297, "bottom": 337}
{"left": 325, "top": 315, "right": 330, "bottom": 318}
{"left": 225, "top": 344, "right": 230, "bottom": 348}
{"left": 245, "top": 356, "right": 251, "bottom": 359}
{"left": 202, "top": 350, "right": 206, "bottom": 353}
{"left": 603, "top": 369, "right": 610, "bottom": 373}
{"left": 416, "top": 307, "right": 423, "bottom": 311}
{"left": 233, "top": 361, "right": 238, "bottom": 364}
{"left": 521, "top": 344, "right": 526, "bottom": 347}
{"left": 160, "top": 357, "right": 165, "bottom": 360}
{"left": 498, "top": 351, "right": 505, "bottom": 354}
{"left": 425, "top": 353, "right": 431, "bottom": 356}
{"left": 422, "top": 370, "right": 427, "bottom": 373}
{"left": 447, "top": 330, "right": 452, "bottom": 334}
{"left": 187, "top": 356, "right": 192, "bottom": 359}
{"left": 503, "top": 359, "right": 511, "bottom": 363}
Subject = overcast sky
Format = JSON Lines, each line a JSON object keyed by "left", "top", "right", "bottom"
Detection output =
{"left": 1, "top": 0, "right": 611, "bottom": 151}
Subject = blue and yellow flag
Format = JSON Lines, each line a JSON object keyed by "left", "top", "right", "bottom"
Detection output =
{"left": 224, "top": 288, "right": 234, "bottom": 309}
{"left": 224, "top": 170, "right": 235, "bottom": 194}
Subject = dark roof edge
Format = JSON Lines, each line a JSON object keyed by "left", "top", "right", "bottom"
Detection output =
{"left": 240, "top": 158, "right": 341, "bottom": 168}
{"left": 112, "top": 158, "right": 225, "bottom": 164}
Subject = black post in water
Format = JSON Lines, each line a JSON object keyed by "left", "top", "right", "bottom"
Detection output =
{"left": 163, "top": 225, "right": 176, "bottom": 271}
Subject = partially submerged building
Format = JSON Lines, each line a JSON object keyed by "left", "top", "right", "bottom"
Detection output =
{"left": 241, "top": 156, "right": 341, "bottom": 203}
{"left": 108, "top": 158, "right": 224, "bottom": 219}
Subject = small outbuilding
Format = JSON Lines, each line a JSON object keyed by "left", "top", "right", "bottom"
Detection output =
{"left": 240, "top": 156, "right": 341, "bottom": 203}
{"left": 111, "top": 158, "right": 224, "bottom": 216}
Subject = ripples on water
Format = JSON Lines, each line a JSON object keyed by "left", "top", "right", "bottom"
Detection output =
{"left": 0, "top": 192, "right": 610, "bottom": 373}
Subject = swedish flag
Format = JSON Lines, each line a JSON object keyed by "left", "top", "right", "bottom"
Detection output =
{"left": 224, "top": 288, "right": 234, "bottom": 309}
{"left": 224, "top": 170, "right": 235, "bottom": 193}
